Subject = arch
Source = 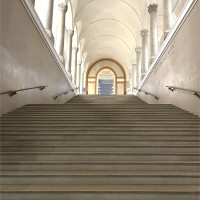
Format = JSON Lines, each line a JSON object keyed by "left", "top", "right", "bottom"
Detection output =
{"left": 86, "top": 59, "right": 126, "bottom": 95}
{"left": 74, "top": 0, "right": 142, "bottom": 23}
{"left": 82, "top": 35, "right": 132, "bottom": 55}
{"left": 78, "top": 18, "right": 137, "bottom": 43}
{"left": 96, "top": 67, "right": 117, "bottom": 95}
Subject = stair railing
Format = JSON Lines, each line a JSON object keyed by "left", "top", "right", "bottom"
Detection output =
{"left": 166, "top": 86, "right": 200, "bottom": 99}
{"left": 0, "top": 85, "right": 47, "bottom": 97}
{"left": 54, "top": 87, "right": 79, "bottom": 100}
{"left": 133, "top": 87, "right": 159, "bottom": 100}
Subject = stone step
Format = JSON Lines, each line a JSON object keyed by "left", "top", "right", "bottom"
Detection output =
{"left": 1, "top": 161, "right": 199, "bottom": 171}
{"left": 1, "top": 123, "right": 199, "bottom": 128}
{"left": 19, "top": 107, "right": 181, "bottom": 111}
{"left": 1, "top": 94, "right": 199, "bottom": 200}
{"left": 1, "top": 130, "right": 199, "bottom": 135}
{"left": 66, "top": 95, "right": 146, "bottom": 101}
{"left": 1, "top": 127, "right": 199, "bottom": 131}
{"left": 1, "top": 121, "right": 199, "bottom": 126}
{"left": 1, "top": 134, "right": 198, "bottom": 141}
{"left": 11, "top": 108, "right": 187, "bottom": 112}
{"left": 1, "top": 117, "right": 199, "bottom": 122}
{"left": 1, "top": 152, "right": 199, "bottom": 161}
{"left": 6, "top": 110, "right": 190, "bottom": 114}
{"left": 0, "top": 184, "right": 199, "bottom": 200}
{"left": 2, "top": 116, "right": 198, "bottom": 120}
{"left": 4, "top": 113, "right": 196, "bottom": 118}
{"left": 1, "top": 170, "right": 199, "bottom": 185}
{"left": 5, "top": 108, "right": 192, "bottom": 113}
{"left": 16, "top": 105, "right": 182, "bottom": 108}
{"left": 25, "top": 104, "right": 175, "bottom": 107}
{"left": 1, "top": 146, "right": 199, "bottom": 153}
{"left": 1, "top": 140, "right": 199, "bottom": 146}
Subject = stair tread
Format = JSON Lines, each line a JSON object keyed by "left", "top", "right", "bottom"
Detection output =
{"left": 1, "top": 145, "right": 199, "bottom": 147}
{"left": 1, "top": 95, "right": 200, "bottom": 198}
{"left": 2, "top": 160, "right": 199, "bottom": 164}
{"left": 1, "top": 152, "right": 199, "bottom": 155}
{"left": 1, "top": 184, "right": 199, "bottom": 192}
{"left": 1, "top": 170, "right": 199, "bottom": 176}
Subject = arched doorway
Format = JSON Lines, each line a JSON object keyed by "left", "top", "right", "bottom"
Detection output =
{"left": 86, "top": 59, "right": 126, "bottom": 95}
{"left": 96, "top": 68, "right": 116, "bottom": 95}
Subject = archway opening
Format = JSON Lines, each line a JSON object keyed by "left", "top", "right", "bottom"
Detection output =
{"left": 97, "top": 68, "right": 116, "bottom": 95}
{"left": 86, "top": 59, "right": 126, "bottom": 95}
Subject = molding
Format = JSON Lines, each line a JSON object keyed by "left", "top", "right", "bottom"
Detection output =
{"left": 20, "top": 0, "right": 76, "bottom": 94}
{"left": 137, "top": 0, "right": 198, "bottom": 95}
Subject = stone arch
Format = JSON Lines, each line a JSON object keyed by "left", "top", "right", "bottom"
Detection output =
{"left": 86, "top": 59, "right": 126, "bottom": 95}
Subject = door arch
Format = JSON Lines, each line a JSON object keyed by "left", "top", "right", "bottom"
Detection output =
{"left": 96, "top": 67, "right": 117, "bottom": 95}
{"left": 86, "top": 59, "right": 126, "bottom": 95}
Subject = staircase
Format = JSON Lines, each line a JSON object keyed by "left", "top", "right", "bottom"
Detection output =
{"left": 0, "top": 95, "right": 199, "bottom": 200}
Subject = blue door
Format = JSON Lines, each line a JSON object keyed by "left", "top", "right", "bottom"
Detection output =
{"left": 98, "top": 79, "right": 114, "bottom": 95}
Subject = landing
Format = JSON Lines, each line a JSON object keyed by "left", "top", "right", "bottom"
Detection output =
{"left": 67, "top": 95, "right": 146, "bottom": 104}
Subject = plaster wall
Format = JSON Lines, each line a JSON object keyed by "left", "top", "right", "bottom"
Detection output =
{"left": 137, "top": 1, "right": 200, "bottom": 116}
{"left": 0, "top": 0, "right": 75, "bottom": 115}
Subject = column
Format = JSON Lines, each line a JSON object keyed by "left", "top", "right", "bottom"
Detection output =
{"left": 31, "top": 0, "right": 35, "bottom": 6}
{"left": 35, "top": 0, "right": 54, "bottom": 40}
{"left": 72, "top": 47, "right": 79, "bottom": 84}
{"left": 129, "top": 72, "right": 133, "bottom": 93}
{"left": 163, "top": 0, "right": 172, "bottom": 39}
{"left": 130, "top": 68, "right": 134, "bottom": 93}
{"left": 65, "top": 29, "right": 74, "bottom": 74}
{"left": 55, "top": 2, "right": 68, "bottom": 61}
{"left": 132, "top": 63, "right": 137, "bottom": 89}
{"left": 140, "top": 29, "right": 149, "bottom": 78}
{"left": 148, "top": 4, "right": 158, "bottom": 63}
{"left": 77, "top": 62, "right": 82, "bottom": 93}
{"left": 135, "top": 47, "right": 142, "bottom": 85}
{"left": 82, "top": 71, "right": 85, "bottom": 94}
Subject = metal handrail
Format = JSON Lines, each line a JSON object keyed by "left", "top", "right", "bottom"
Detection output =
{"left": 133, "top": 87, "right": 159, "bottom": 100}
{"left": 166, "top": 86, "right": 200, "bottom": 99}
{"left": 54, "top": 87, "right": 79, "bottom": 100}
{"left": 0, "top": 85, "right": 47, "bottom": 97}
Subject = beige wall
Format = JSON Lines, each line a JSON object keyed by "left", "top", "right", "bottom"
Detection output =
{"left": 0, "top": 0, "right": 75, "bottom": 115}
{"left": 137, "top": 1, "right": 200, "bottom": 116}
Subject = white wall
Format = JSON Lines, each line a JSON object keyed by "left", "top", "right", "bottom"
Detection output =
{"left": 0, "top": 0, "right": 75, "bottom": 115}
{"left": 137, "top": 0, "right": 200, "bottom": 116}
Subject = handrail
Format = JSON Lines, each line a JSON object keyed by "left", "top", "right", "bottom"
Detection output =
{"left": 54, "top": 87, "right": 79, "bottom": 100}
{"left": 0, "top": 85, "right": 47, "bottom": 97}
{"left": 166, "top": 86, "right": 200, "bottom": 99}
{"left": 133, "top": 87, "right": 159, "bottom": 100}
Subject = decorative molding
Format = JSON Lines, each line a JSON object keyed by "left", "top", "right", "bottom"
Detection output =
{"left": 148, "top": 4, "right": 158, "bottom": 13}
{"left": 140, "top": 29, "right": 148, "bottom": 36}
{"left": 72, "top": 47, "right": 79, "bottom": 52}
{"left": 135, "top": 47, "right": 142, "bottom": 52}
{"left": 67, "top": 29, "right": 74, "bottom": 36}
{"left": 20, "top": 0, "right": 76, "bottom": 93}
{"left": 58, "top": 3, "right": 68, "bottom": 13}
{"left": 137, "top": 0, "right": 198, "bottom": 94}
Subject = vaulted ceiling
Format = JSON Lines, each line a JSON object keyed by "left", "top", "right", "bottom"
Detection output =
{"left": 69, "top": 0, "right": 182, "bottom": 77}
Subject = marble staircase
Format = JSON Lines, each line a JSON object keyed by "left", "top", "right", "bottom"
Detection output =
{"left": 0, "top": 95, "right": 199, "bottom": 200}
